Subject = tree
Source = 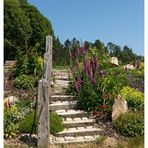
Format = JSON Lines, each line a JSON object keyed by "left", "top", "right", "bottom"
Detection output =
{"left": 64, "top": 39, "right": 71, "bottom": 49}
{"left": 107, "top": 42, "right": 122, "bottom": 59}
{"left": 84, "top": 41, "right": 93, "bottom": 49}
{"left": 4, "top": 0, "right": 31, "bottom": 60}
{"left": 93, "top": 39, "right": 108, "bottom": 54}
{"left": 4, "top": 0, "right": 54, "bottom": 61}
{"left": 121, "top": 46, "right": 136, "bottom": 64}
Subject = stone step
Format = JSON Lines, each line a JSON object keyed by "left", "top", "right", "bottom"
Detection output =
{"left": 50, "top": 101, "right": 77, "bottom": 111}
{"left": 52, "top": 69, "right": 68, "bottom": 74}
{"left": 5, "top": 60, "right": 16, "bottom": 66}
{"left": 51, "top": 95, "right": 75, "bottom": 101}
{"left": 55, "top": 76, "right": 69, "bottom": 81}
{"left": 4, "top": 65, "right": 15, "bottom": 69}
{"left": 54, "top": 80, "right": 69, "bottom": 87}
{"left": 54, "top": 90, "right": 62, "bottom": 95}
{"left": 55, "top": 109, "right": 89, "bottom": 118}
{"left": 56, "top": 126, "right": 102, "bottom": 137}
{"left": 63, "top": 117, "right": 94, "bottom": 127}
{"left": 53, "top": 135, "right": 100, "bottom": 144}
{"left": 4, "top": 70, "right": 13, "bottom": 74}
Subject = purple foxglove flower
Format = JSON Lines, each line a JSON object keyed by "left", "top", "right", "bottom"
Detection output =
{"left": 87, "top": 64, "right": 91, "bottom": 76}
{"left": 76, "top": 59, "right": 79, "bottom": 68}
{"left": 75, "top": 81, "right": 80, "bottom": 91}
{"left": 84, "top": 59, "right": 91, "bottom": 76}
{"left": 90, "top": 58, "right": 94, "bottom": 69}
{"left": 88, "top": 75, "right": 93, "bottom": 81}
{"left": 90, "top": 58, "right": 95, "bottom": 77}
{"left": 88, "top": 75, "right": 96, "bottom": 85}
{"left": 93, "top": 57, "right": 98, "bottom": 70}
{"left": 75, "top": 76, "right": 82, "bottom": 91}
{"left": 84, "top": 58, "right": 89, "bottom": 74}
{"left": 82, "top": 47, "right": 85, "bottom": 55}
{"left": 92, "top": 79, "right": 96, "bottom": 85}
{"left": 78, "top": 76, "right": 82, "bottom": 84}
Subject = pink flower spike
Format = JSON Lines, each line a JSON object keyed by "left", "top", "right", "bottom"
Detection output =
{"left": 82, "top": 47, "right": 85, "bottom": 55}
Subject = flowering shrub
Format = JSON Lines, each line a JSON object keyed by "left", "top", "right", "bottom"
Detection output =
{"left": 4, "top": 98, "right": 34, "bottom": 138}
{"left": 68, "top": 47, "right": 117, "bottom": 115}
{"left": 120, "top": 86, "right": 144, "bottom": 111}
{"left": 4, "top": 100, "right": 20, "bottom": 138}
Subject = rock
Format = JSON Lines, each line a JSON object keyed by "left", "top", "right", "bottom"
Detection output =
{"left": 50, "top": 134, "right": 56, "bottom": 144}
{"left": 110, "top": 57, "right": 119, "bottom": 66}
{"left": 112, "top": 95, "right": 128, "bottom": 121}
{"left": 124, "top": 64, "right": 135, "bottom": 70}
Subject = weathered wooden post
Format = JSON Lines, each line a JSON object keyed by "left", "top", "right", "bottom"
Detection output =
{"left": 37, "top": 78, "right": 49, "bottom": 148}
{"left": 46, "top": 35, "right": 53, "bottom": 77}
{"left": 37, "top": 35, "right": 52, "bottom": 148}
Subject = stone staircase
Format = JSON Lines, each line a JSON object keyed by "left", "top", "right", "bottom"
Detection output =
{"left": 50, "top": 70, "right": 101, "bottom": 144}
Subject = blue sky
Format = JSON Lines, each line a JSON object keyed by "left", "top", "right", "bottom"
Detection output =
{"left": 28, "top": 0, "right": 144, "bottom": 56}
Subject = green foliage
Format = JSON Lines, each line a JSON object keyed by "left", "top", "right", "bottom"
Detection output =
{"left": 106, "top": 66, "right": 128, "bottom": 91}
{"left": 15, "top": 99, "right": 33, "bottom": 120}
{"left": 19, "top": 110, "right": 37, "bottom": 133}
{"left": 33, "top": 56, "right": 43, "bottom": 76}
{"left": 4, "top": 0, "right": 54, "bottom": 61}
{"left": 4, "top": 105, "right": 20, "bottom": 138}
{"left": 19, "top": 111, "right": 64, "bottom": 135}
{"left": 13, "top": 74, "right": 38, "bottom": 89}
{"left": 50, "top": 112, "right": 65, "bottom": 135}
{"left": 13, "top": 42, "right": 43, "bottom": 77}
{"left": 27, "top": 42, "right": 43, "bottom": 76}
{"left": 120, "top": 86, "right": 144, "bottom": 111}
{"left": 128, "top": 62, "right": 144, "bottom": 77}
{"left": 14, "top": 50, "right": 30, "bottom": 76}
{"left": 139, "top": 62, "right": 144, "bottom": 72}
{"left": 86, "top": 47, "right": 110, "bottom": 69}
{"left": 113, "top": 112, "right": 144, "bottom": 137}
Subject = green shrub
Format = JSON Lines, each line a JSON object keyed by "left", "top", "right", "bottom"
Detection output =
{"left": 14, "top": 52, "right": 30, "bottom": 76}
{"left": 4, "top": 104, "right": 20, "bottom": 138}
{"left": 19, "top": 110, "right": 37, "bottom": 133}
{"left": 33, "top": 56, "right": 43, "bottom": 76}
{"left": 106, "top": 67, "right": 128, "bottom": 90}
{"left": 113, "top": 112, "right": 144, "bottom": 137}
{"left": 50, "top": 112, "right": 64, "bottom": 135}
{"left": 19, "top": 111, "right": 64, "bottom": 135}
{"left": 13, "top": 74, "right": 38, "bottom": 89}
{"left": 120, "top": 86, "right": 144, "bottom": 111}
